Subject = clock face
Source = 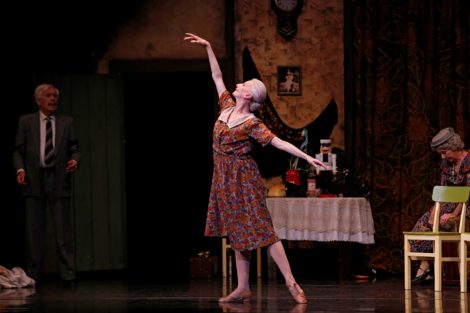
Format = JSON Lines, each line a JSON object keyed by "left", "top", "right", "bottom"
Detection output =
{"left": 275, "top": 0, "right": 298, "bottom": 12}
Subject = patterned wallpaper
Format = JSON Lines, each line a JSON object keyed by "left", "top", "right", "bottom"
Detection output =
{"left": 234, "top": 0, "right": 345, "bottom": 149}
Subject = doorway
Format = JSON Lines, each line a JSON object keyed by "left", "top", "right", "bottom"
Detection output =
{"left": 122, "top": 70, "right": 216, "bottom": 282}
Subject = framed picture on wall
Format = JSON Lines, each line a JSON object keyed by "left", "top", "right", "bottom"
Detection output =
{"left": 277, "top": 66, "right": 301, "bottom": 96}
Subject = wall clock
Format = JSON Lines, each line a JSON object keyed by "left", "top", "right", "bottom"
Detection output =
{"left": 271, "top": 0, "right": 304, "bottom": 41}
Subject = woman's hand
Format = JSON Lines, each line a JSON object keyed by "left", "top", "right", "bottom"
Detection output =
{"left": 184, "top": 33, "right": 209, "bottom": 47}
{"left": 306, "top": 156, "right": 327, "bottom": 170}
{"left": 440, "top": 213, "right": 455, "bottom": 225}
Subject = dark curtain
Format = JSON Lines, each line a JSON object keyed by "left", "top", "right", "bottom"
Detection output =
{"left": 353, "top": 0, "right": 470, "bottom": 273}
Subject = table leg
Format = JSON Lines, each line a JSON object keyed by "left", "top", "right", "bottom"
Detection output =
{"left": 338, "top": 242, "right": 352, "bottom": 280}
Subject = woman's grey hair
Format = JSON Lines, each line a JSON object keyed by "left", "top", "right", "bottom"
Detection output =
{"left": 430, "top": 127, "right": 464, "bottom": 151}
{"left": 248, "top": 79, "right": 266, "bottom": 112}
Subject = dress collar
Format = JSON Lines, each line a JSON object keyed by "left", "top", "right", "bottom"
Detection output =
{"left": 218, "top": 107, "right": 255, "bottom": 129}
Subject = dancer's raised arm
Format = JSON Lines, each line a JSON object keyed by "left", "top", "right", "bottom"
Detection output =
{"left": 184, "top": 33, "right": 226, "bottom": 97}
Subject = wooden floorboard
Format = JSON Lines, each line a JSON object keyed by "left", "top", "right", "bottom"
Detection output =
{"left": 0, "top": 275, "right": 468, "bottom": 312}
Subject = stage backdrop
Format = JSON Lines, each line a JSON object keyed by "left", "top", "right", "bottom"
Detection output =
{"left": 353, "top": 0, "right": 470, "bottom": 273}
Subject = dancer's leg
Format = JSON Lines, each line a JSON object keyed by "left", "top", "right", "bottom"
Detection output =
{"left": 219, "top": 250, "right": 252, "bottom": 302}
{"left": 268, "top": 241, "right": 307, "bottom": 304}
{"left": 268, "top": 241, "right": 295, "bottom": 285}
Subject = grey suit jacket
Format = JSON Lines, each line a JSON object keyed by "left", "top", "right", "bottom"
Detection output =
{"left": 13, "top": 112, "right": 81, "bottom": 197}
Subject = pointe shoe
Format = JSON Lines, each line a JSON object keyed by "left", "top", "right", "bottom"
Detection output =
{"left": 411, "top": 267, "right": 431, "bottom": 283}
{"left": 218, "top": 290, "right": 252, "bottom": 303}
{"left": 289, "top": 303, "right": 308, "bottom": 313}
{"left": 287, "top": 283, "right": 307, "bottom": 304}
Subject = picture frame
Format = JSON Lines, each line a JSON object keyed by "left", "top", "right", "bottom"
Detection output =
{"left": 277, "top": 66, "right": 301, "bottom": 96}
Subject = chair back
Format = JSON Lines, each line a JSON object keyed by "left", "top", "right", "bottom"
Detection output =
{"left": 432, "top": 186, "right": 470, "bottom": 203}
{"left": 430, "top": 186, "right": 469, "bottom": 233}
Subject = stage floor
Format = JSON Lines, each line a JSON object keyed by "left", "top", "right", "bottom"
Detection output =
{"left": 0, "top": 275, "right": 467, "bottom": 312}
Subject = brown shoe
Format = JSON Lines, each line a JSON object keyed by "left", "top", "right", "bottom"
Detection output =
{"left": 218, "top": 290, "right": 252, "bottom": 303}
{"left": 287, "top": 283, "right": 307, "bottom": 304}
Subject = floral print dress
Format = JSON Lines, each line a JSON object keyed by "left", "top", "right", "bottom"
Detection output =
{"left": 204, "top": 91, "right": 279, "bottom": 251}
{"left": 410, "top": 152, "right": 470, "bottom": 252}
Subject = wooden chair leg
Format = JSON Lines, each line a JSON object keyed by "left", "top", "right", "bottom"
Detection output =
{"left": 434, "top": 239, "right": 442, "bottom": 292}
{"left": 222, "top": 238, "right": 228, "bottom": 278}
{"left": 461, "top": 240, "right": 468, "bottom": 292}
{"left": 228, "top": 249, "right": 232, "bottom": 278}
{"left": 404, "top": 237, "right": 411, "bottom": 290}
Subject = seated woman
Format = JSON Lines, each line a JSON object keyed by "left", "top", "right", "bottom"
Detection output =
{"left": 410, "top": 127, "right": 470, "bottom": 283}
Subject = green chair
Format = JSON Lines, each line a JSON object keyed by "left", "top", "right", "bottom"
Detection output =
{"left": 404, "top": 186, "right": 469, "bottom": 291}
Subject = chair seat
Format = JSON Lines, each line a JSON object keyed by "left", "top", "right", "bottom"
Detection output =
{"left": 403, "top": 231, "right": 461, "bottom": 236}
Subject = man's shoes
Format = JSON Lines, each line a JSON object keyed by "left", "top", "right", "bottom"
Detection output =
{"left": 63, "top": 279, "right": 77, "bottom": 288}
{"left": 411, "top": 268, "right": 431, "bottom": 283}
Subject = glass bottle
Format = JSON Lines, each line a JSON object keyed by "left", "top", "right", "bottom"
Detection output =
{"left": 307, "top": 166, "right": 317, "bottom": 197}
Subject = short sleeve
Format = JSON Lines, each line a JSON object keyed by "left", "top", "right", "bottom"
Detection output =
{"left": 462, "top": 152, "right": 470, "bottom": 186}
{"left": 219, "top": 90, "right": 235, "bottom": 112}
{"left": 245, "top": 118, "right": 276, "bottom": 147}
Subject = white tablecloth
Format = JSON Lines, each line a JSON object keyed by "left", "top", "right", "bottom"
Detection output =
{"left": 266, "top": 197, "right": 375, "bottom": 244}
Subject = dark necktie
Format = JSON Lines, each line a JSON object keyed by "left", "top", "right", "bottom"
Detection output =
{"left": 44, "top": 117, "right": 55, "bottom": 166}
